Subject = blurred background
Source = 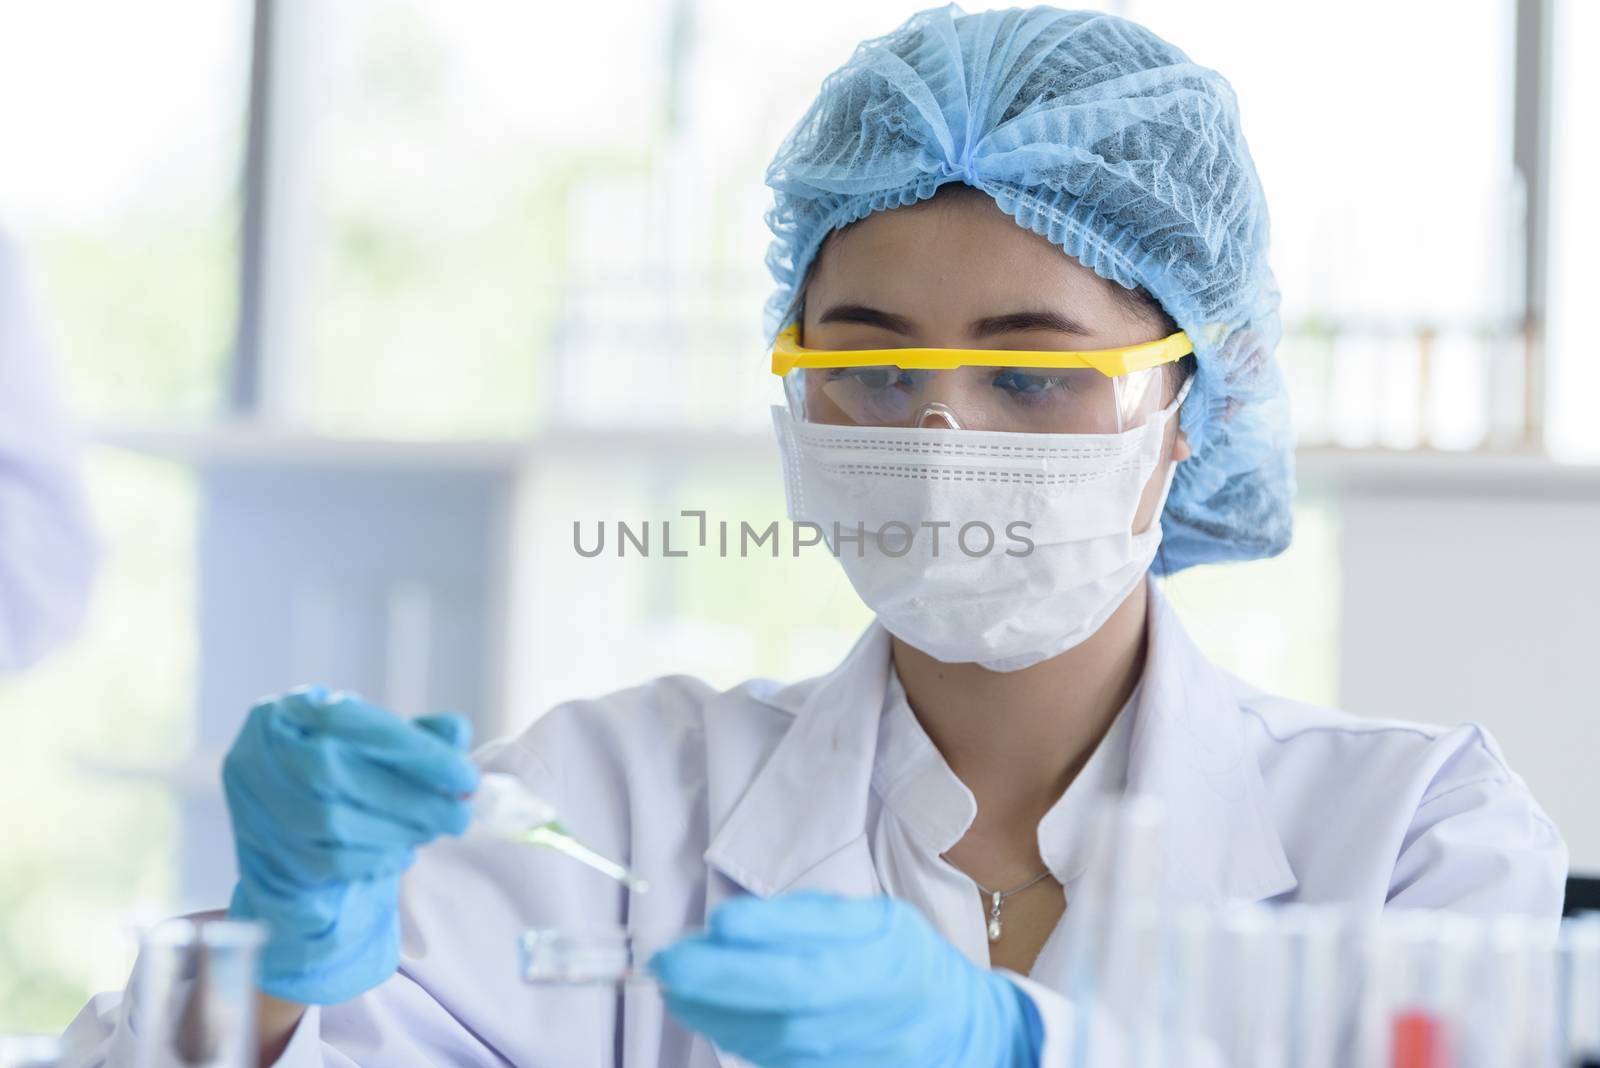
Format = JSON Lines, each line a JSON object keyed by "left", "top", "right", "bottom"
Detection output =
{"left": 0, "top": 0, "right": 1596, "bottom": 1033}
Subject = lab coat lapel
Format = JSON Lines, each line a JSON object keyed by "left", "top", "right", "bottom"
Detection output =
{"left": 696, "top": 636, "right": 891, "bottom": 1068}
{"left": 1129, "top": 584, "right": 1299, "bottom": 906}
{"left": 702, "top": 624, "right": 889, "bottom": 905}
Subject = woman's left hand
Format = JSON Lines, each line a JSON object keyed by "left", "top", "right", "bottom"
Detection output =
{"left": 649, "top": 892, "right": 1042, "bottom": 1068}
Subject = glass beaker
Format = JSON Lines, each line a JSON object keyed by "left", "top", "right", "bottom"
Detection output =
{"left": 134, "top": 918, "right": 266, "bottom": 1068}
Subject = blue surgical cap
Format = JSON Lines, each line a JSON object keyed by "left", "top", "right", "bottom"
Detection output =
{"left": 763, "top": 4, "right": 1292, "bottom": 572}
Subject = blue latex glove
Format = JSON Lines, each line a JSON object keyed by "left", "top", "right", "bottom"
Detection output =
{"left": 222, "top": 686, "right": 479, "bottom": 1004}
{"left": 650, "top": 892, "right": 1043, "bottom": 1068}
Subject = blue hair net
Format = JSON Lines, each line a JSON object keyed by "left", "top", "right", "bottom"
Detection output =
{"left": 763, "top": 4, "right": 1292, "bottom": 572}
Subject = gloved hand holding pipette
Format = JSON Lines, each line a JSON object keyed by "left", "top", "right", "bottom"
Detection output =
{"left": 222, "top": 686, "right": 648, "bottom": 1009}
{"left": 223, "top": 687, "right": 480, "bottom": 1005}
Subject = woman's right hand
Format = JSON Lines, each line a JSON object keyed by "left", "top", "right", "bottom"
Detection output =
{"left": 222, "top": 686, "right": 479, "bottom": 1007}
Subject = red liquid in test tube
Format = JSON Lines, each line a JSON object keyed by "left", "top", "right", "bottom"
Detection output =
{"left": 1392, "top": 1010, "right": 1447, "bottom": 1068}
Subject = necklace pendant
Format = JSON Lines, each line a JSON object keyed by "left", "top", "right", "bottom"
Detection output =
{"left": 987, "top": 915, "right": 1003, "bottom": 942}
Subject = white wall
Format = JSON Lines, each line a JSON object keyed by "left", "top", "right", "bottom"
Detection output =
{"left": 1313, "top": 451, "right": 1600, "bottom": 872}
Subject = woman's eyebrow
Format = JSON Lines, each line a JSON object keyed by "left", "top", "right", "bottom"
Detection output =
{"left": 814, "top": 304, "right": 917, "bottom": 334}
{"left": 970, "top": 309, "right": 1095, "bottom": 338}
{"left": 814, "top": 304, "right": 1095, "bottom": 340}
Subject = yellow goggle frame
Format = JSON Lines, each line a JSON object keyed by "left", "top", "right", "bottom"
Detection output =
{"left": 770, "top": 324, "right": 1194, "bottom": 379}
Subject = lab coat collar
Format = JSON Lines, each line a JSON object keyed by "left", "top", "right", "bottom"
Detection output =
{"left": 702, "top": 582, "right": 1297, "bottom": 906}
{"left": 703, "top": 622, "right": 892, "bottom": 899}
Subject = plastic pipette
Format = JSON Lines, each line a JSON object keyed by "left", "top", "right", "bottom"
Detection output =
{"left": 473, "top": 771, "right": 650, "bottom": 893}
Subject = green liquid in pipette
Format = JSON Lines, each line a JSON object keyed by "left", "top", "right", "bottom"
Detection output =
{"left": 520, "top": 822, "right": 652, "bottom": 894}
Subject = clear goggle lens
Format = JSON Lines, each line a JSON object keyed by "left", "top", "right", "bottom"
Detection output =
{"left": 784, "top": 363, "right": 1174, "bottom": 434}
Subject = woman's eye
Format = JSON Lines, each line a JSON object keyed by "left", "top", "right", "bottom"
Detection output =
{"left": 829, "top": 367, "right": 905, "bottom": 390}
{"left": 992, "top": 369, "right": 1064, "bottom": 396}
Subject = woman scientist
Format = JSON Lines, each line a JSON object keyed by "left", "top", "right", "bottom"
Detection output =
{"left": 65, "top": 6, "right": 1565, "bottom": 1067}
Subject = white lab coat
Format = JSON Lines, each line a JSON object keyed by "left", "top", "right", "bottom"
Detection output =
{"left": 0, "top": 231, "right": 97, "bottom": 669}
{"left": 63, "top": 585, "right": 1567, "bottom": 1066}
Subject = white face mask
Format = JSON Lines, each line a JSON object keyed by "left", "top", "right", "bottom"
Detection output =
{"left": 771, "top": 381, "right": 1188, "bottom": 672}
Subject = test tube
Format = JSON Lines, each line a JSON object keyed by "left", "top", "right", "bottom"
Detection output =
{"left": 1358, "top": 910, "right": 1478, "bottom": 1068}
{"left": 1467, "top": 914, "right": 1561, "bottom": 1068}
{"left": 1208, "top": 905, "right": 1295, "bottom": 1068}
{"left": 1059, "top": 795, "right": 1164, "bottom": 1004}
{"left": 1274, "top": 904, "right": 1346, "bottom": 1068}
{"left": 1563, "top": 915, "right": 1600, "bottom": 1067}
{"left": 134, "top": 918, "right": 266, "bottom": 1068}
{"left": 1161, "top": 903, "right": 1218, "bottom": 1063}
{"left": 1104, "top": 901, "right": 1167, "bottom": 1068}
{"left": 1222, "top": 908, "right": 1350, "bottom": 1068}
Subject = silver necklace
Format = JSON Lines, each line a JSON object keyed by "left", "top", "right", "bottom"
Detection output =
{"left": 970, "top": 870, "right": 1055, "bottom": 942}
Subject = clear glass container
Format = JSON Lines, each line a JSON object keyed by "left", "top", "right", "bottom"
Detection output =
{"left": 518, "top": 927, "right": 691, "bottom": 987}
{"left": 0, "top": 1035, "right": 61, "bottom": 1068}
{"left": 1565, "top": 915, "right": 1600, "bottom": 1067}
{"left": 134, "top": 917, "right": 266, "bottom": 1068}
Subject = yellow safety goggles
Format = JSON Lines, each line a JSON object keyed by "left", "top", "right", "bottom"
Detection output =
{"left": 771, "top": 324, "right": 1195, "bottom": 435}
{"left": 769, "top": 324, "right": 1193, "bottom": 377}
